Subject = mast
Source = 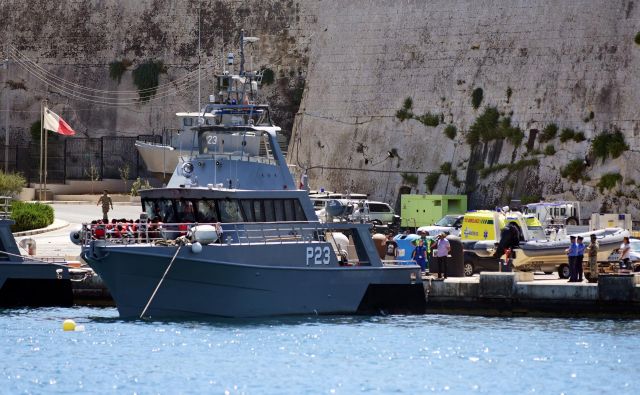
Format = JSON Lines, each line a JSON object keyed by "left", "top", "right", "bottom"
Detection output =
{"left": 239, "top": 29, "right": 245, "bottom": 76}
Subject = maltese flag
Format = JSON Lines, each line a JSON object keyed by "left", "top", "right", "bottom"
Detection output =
{"left": 43, "top": 107, "right": 76, "bottom": 136}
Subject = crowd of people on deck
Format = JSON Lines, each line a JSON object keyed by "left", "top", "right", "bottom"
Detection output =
{"left": 88, "top": 217, "right": 165, "bottom": 240}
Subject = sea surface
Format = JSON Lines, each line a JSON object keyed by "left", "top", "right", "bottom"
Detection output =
{"left": 0, "top": 307, "right": 638, "bottom": 394}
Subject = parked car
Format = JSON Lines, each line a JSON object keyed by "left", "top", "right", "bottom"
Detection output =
{"left": 417, "top": 214, "right": 464, "bottom": 237}
{"left": 316, "top": 199, "right": 399, "bottom": 225}
{"left": 463, "top": 249, "right": 513, "bottom": 276}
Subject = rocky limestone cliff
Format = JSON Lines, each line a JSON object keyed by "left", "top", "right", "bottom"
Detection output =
{"left": 290, "top": 0, "right": 640, "bottom": 219}
{"left": 2, "top": 0, "right": 640, "bottom": 219}
{"left": 0, "top": 0, "right": 313, "bottom": 141}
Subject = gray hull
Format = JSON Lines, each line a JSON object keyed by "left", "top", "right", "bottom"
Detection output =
{"left": 83, "top": 244, "right": 422, "bottom": 318}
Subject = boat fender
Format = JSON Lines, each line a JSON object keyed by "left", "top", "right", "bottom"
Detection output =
{"left": 69, "top": 229, "right": 82, "bottom": 245}
{"left": 188, "top": 224, "right": 219, "bottom": 245}
{"left": 191, "top": 242, "right": 203, "bottom": 254}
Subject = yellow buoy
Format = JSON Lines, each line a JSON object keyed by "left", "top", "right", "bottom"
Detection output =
{"left": 62, "top": 319, "right": 76, "bottom": 331}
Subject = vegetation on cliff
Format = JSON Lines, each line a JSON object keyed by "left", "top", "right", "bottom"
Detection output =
{"left": 597, "top": 173, "right": 623, "bottom": 192}
{"left": 591, "top": 130, "right": 628, "bottom": 162}
{"left": 108, "top": 59, "right": 132, "bottom": 84}
{"left": 465, "top": 107, "right": 523, "bottom": 146}
{"left": 132, "top": 60, "right": 166, "bottom": 102}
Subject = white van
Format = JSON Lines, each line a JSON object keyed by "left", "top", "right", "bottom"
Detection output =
{"left": 316, "top": 199, "right": 398, "bottom": 225}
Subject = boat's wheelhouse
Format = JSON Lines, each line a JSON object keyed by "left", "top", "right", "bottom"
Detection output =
{"left": 141, "top": 196, "right": 308, "bottom": 224}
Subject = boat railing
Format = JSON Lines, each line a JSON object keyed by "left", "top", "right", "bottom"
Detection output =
{"left": 79, "top": 220, "right": 365, "bottom": 247}
{"left": 0, "top": 196, "right": 11, "bottom": 219}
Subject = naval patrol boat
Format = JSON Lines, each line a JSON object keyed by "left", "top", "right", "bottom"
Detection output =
{"left": 78, "top": 32, "right": 423, "bottom": 319}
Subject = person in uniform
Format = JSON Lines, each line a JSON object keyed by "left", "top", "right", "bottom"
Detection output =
{"left": 576, "top": 236, "right": 585, "bottom": 282}
{"left": 586, "top": 234, "right": 599, "bottom": 282}
{"left": 97, "top": 190, "right": 114, "bottom": 222}
{"left": 412, "top": 239, "right": 427, "bottom": 273}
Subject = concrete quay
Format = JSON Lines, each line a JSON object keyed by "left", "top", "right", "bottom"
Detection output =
{"left": 423, "top": 273, "right": 640, "bottom": 317}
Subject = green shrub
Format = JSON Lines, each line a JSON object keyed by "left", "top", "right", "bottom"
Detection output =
{"left": 573, "top": 131, "right": 586, "bottom": 142}
{"left": 597, "top": 173, "right": 623, "bottom": 192}
{"left": 591, "top": 129, "right": 629, "bottom": 162}
{"left": 560, "top": 159, "right": 587, "bottom": 182}
{"left": 108, "top": 59, "right": 131, "bottom": 83}
{"left": 10, "top": 201, "right": 54, "bottom": 232}
{"left": 635, "top": 32, "right": 640, "bottom": 45}
{"left": 559, "top": 128, "right": 575, "bottom": 142}
{"left": 444, "top": 124, "right": 457, "bottom": 140}
{"left": 401, "top": 173, "right": 418, "bottom": 186}
{"left": 480, "top": 158, "right": 539, "bottom": 178}
{"left": 500, "top": 118, "right": 524, "bottom": 146}
{"left": 261, "top": 68, "right": 275, "bottom": 85}
{"left": 132, "top": 60, "right": 166, "bottom": 102}
{"left": 440, "top": 162, "right": 452, "bottom": 175}
{"left": 395, "top": 97, "right": 414, "bottom": 121}
{"left": 0, "top": 171, "right": 26, "bottom": 196}
{"left": 539, "top": 124, "right": 558, "bottom": 143}
{"left": 425, "top": 173, "right": 440, "bottom": 192}
{"left": 471, "top": 87, "right": 483, "bottom": 109}
{"left": 466, "top": 107, "right": 523, "bottom": 145}
{"left": 467, "top": 107, "right": 500, "bottom": 144}
{"left": 506, "top": 87, "right": 513, "bottom": 102}
{"left": 130, "top": 177, "right": 151, "bottom": 196}
{"left": 480, "top": 163, "right": 509, "bottom": 178}
{"left": 544, "top": 145, "right": 556, "bottom": 156}
{"left": 415, "top": 112, "right": 440, "bottom": 127}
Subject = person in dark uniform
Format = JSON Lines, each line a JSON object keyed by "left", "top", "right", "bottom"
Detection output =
{"left": 576, "top": 236, "right": 585, "bottom": 282}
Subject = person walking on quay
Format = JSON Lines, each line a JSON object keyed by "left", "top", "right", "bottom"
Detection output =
{"left": 566, "top": 235, "right": 578, "bottom": 282}
{"left": 576, "top": 236, "right": 585, "bottom": 282}
{"left": 586, "top": 234, "right": 599, "bottom": 282}
{"left": 620, "top": 236, "right": 631, "bottom": 271}
{"left": 97, "top": 190, "right": 114, "bottom": 222}
{"left": 412, "top": 239, "right": 427, "bottom": 273}
{"left": 435, "top": 232, "right": 451, "bottom": 280}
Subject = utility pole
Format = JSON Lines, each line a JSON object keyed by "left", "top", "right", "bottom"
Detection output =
{"left": 1, "top": 57, "right": 8, "bottom": 173}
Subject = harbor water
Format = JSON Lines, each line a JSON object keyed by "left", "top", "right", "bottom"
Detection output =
{"left": 1, "top": 307, "right": 638, "bottom": 394}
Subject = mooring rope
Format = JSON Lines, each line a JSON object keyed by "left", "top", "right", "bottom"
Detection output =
{"left": 139, "top": 245, "right": 182, "bottom": 319}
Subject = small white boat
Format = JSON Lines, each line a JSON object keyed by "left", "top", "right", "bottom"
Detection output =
{"left": 135, "top": 141, "right": 186, "bottom": 175}
{"left": 512, "top": 228, "right": 629, "bottom": 270}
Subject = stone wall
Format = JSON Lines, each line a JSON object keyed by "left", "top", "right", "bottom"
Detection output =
{"left": 290, "top": 0, "right": 640, "bottom": 217}
{"left": 0, "top": 0, "right": 313, "bottom": 140}
{"left": 2, "top": 0, "right": 640, "bottom": 218}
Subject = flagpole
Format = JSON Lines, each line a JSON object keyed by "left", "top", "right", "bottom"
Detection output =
{"left": 39, "top": 101, "right": 44, "bottom": 201}
{"left": 44, "top": 104, "right": 48, "bottom": 202}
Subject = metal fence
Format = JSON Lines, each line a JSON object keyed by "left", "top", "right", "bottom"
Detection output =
{"left": 0, "top": 134, "right": 162, "bottom": 184}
